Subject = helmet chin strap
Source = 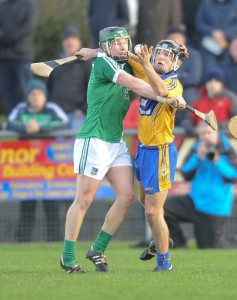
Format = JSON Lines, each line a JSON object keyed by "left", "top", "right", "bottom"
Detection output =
{"left": 112, "top": 57, "right": 129, "bottom": 63}
{"left": 104, "top": 43, "right": 129, "bottom": 63}
{"left": 173, "top": 56, "right": 180, "bottom": 71}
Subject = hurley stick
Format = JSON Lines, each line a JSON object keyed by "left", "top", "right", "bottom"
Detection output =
{"left": 185, "top": 105, "right": 218, "bottom": 131}
{"left": 156, "top": 96, "right": 218, "bottom": 131}
{"left": 30, "top": 55, "right": 82, "bottom": 77}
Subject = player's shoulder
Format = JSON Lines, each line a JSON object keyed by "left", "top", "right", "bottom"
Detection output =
{"left": 163, "top": 72, "right": 180, "bottom": 86}
{"left": 95, "top": 55, "right": 120, "bottom": 71}
{"left": 163, "top": 72, "right": 183, "bottom": 95}
{"left": 162, "top": 72, "right": 178, "bottom": 81}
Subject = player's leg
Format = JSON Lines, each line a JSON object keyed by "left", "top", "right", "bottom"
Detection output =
{"left": 86, "top": 142, "right": 134, "bottom": 272}
{"left": 61, "top": 138, "right": 107, "bottom": 273}
{"left": 65, "top": 175, "right": 100, "bottom": 241}
{"left": 138, "top": 142, "right": 177, "bottom": 270}
{"left": 137, "top": 180, "right": 146, "bottom": 206}
{"left": 137, "top": 180, "right": 155, "bottom": 250}
{"left": 144, "top": 191, "right": 173, "bottom": 271}
{"left": 103, "top": 165, "right": 135, "bottom": 234}
{"left": 86, "top": 166, "right": 134, "bottom": 272}
{"left": 61, "top": 174, "right": 100, "bottom": 273}
{"left": 139, "top": 186, "right": 174, "bottom": 261}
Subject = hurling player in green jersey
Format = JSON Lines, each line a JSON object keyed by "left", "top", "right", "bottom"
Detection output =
{"left": 60, "top": 26, "right": 185, "bottom": 274}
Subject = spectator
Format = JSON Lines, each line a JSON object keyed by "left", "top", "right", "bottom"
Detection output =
{"left": 8, "top": 78, "right": 69, "bottom": 243}
{"left": 164, "top": 121, "right": 237, "bottom": 248}
{"left": 190, "top": 68, "right": 237, "bottom": 131}
{"left": 88, "top": 0, "right": 129, "bottom": 47}
{"left": 218, "top": 36, "right": 237, "bottom": 95}
{"left": 195, "top": 0, "right": 237, "bottom": 76}
{"left": 0, "top": 0, "right": 39, "bottom": 115}
{"left": 7, "top": 78, "right": 69, "bottom": 133}
{"left": 47, "top": 26, "right": 90, "bottom": 130}
{"left": 166, "top": 26, "right": 203, "bottom": 128}
{"left": 136, "top": 0, "right": 183, "bottom": 45}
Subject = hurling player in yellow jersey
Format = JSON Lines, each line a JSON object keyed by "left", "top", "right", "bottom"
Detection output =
{"left": 131, "top": 41, "right": 188, "bottom": 271}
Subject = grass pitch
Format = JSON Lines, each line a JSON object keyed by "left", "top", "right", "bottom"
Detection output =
{"left": 1, "top": 242, "right": 237, "bottom": 300}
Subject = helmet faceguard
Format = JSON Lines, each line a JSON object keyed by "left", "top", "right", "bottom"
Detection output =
{"left": 151, "top": 40, "right": 185, "bottom": 75}
{"left": 99, "top": 27, "right": 132, "bottom": 63}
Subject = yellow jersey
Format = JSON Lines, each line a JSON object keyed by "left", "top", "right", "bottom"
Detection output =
{"left": 129, "top": 59, "right": 183, "bottom": 146}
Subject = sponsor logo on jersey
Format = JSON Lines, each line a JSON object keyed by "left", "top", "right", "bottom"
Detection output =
{"left": 124, "top": 88, "right": 129, "bottom": 101}
{"left": 91, "top": 167, "right": 99, "bottom": 175}
{"left": 139, "top": 108, "right": 151, "bottom": 115}
{"left": 139, "top": 97, "right": 157, "bottom": 116}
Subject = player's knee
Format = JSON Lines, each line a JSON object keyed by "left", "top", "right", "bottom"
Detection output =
{"left": 74, "top": 196, "right": 93, "bottom": 212}
{"left": 145, "top": 209, "right": 163, "bottom": 223}
{"left": 116, "top": 192, "right": 135, "bottom": 211}
{"left": 145, "top": 210, "right": 156, "bottom": 223}
{"left": 122, "top": 191, "right": 135, "bottom": 206}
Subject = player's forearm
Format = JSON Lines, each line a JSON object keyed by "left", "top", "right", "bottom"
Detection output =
{"left": 117, "top": 70, "right": 170, "bottom": 102}
{"left": 130, "top": 77, "right": 158, "bottom": 100}
{"left": 76, "top": 48, "right": 102, "bottom": 61}
{"left": 117, "top": 70, "right": 156, "bottom": 99}
{"left": 123, "top": 74, "right": 185, "bottom": 106}
{"left": 130, "top": 78, "right": 171, "bottom": 104}
{"left": 142, "top": 63, "right": 168, "bottom": 97}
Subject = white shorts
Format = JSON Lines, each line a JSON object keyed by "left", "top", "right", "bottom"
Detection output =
{"left": 73, "top": 137, "right": 132, "bottom": 180}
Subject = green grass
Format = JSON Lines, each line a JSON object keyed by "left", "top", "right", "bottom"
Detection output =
{"left": 1, "top": 242, "right": 237, "bottom": 300}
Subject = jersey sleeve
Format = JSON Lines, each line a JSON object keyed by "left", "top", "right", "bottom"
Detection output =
{"left": 164, "top": 77, "right": 183, "bottom": 97}
{"left": 94, "top": 56, "right": 122, "bottom": 83}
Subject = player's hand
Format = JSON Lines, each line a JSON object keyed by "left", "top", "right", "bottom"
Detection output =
{"left": 179, "top": 44, "right": 189, "bottom": 60}
{"left": 135, "top": 44, "right": 153, "bottom": 67}
{"left": 170, "top": 38, "right": 189, "bottom": 60}
{"left": 75, "top": 48, "right": 101, "bottom": 61}
{"left": 167, "top": 96, "right": 186, "bottom": 109}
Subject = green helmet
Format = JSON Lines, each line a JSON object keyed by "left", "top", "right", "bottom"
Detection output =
{"left": 99, "top": 27, "right": 132, "bottom": 63}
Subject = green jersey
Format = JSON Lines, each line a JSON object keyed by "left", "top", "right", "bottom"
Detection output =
{"left": 77, "top": 55, "right": 133, "bottom": 143}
